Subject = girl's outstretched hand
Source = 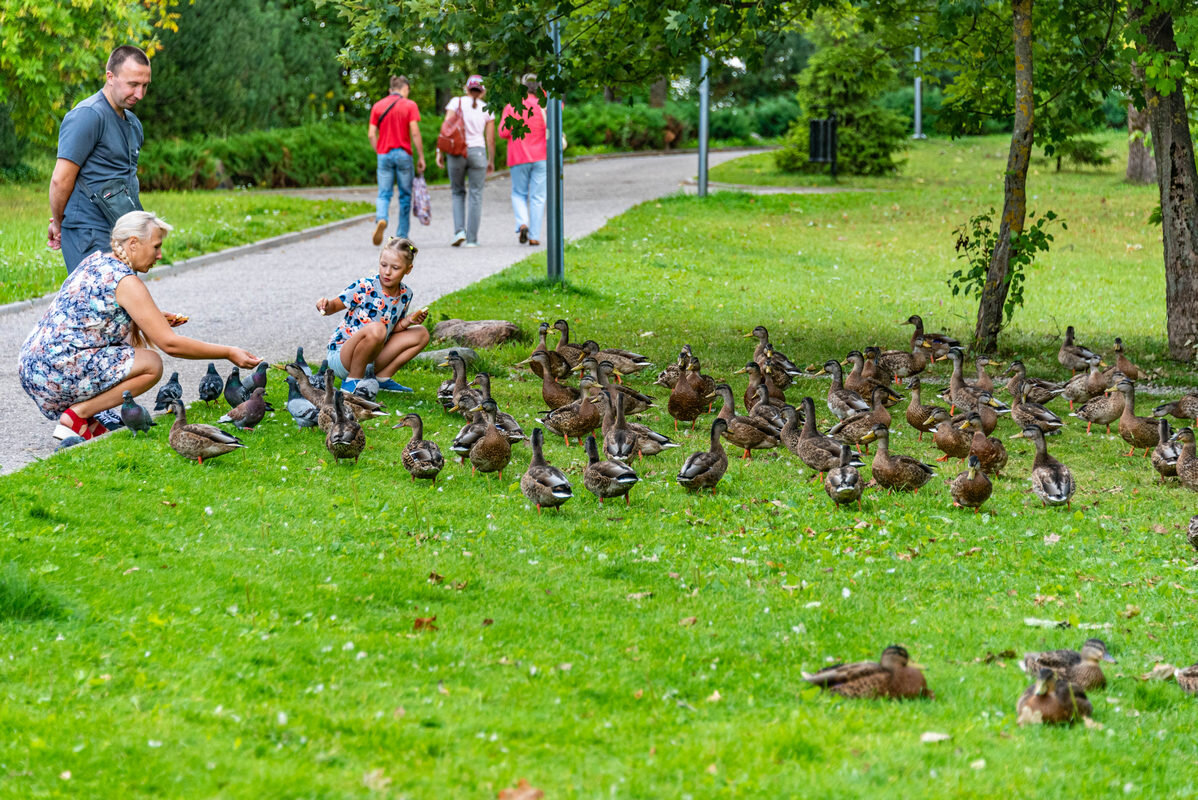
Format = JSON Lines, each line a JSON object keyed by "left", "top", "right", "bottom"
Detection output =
{"left": 228, "top": 347, "right": 262, "bottom": 369}
{"left": 316, "top": 297, "right": 330, "bottom": 315}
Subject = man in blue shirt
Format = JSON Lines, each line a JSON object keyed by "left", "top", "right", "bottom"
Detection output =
{"left": 48, "top": 46, "right": 151, "bottom": 274}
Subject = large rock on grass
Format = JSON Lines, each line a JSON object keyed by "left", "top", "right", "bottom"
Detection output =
{"left": 433, "top": 319, "right": 520, "bottom": 349}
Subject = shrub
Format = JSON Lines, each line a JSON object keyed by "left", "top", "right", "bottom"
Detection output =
{"left": 1051, "top": 138, "right": 1115, "bottom": 171}
{"left": 877, "top": 85, "right": 943, "bottom": 133}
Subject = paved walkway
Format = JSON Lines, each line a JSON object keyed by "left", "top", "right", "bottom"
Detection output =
{"left": 0, "top": 150, "right": 752, "bottom": 473}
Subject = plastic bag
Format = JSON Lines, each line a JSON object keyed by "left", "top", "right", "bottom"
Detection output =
{"left": 412, "top": 176, "right": 431, "bottom": 226}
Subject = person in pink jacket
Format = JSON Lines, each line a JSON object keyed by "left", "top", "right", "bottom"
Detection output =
{"left": 498, "top": 74, "right": 548, "bottom": 246}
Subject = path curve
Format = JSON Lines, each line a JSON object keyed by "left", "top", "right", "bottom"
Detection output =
{"left": 0, "top": 150, "right": 755, "bottom": 473}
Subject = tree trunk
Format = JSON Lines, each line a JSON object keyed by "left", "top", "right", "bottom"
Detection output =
{"left": 974, "top": 0, "right": 1034, "bottom": 353}
{"left": 603, "top": 86, "right": 616, "bottom": 102}
{"left": 1134, "top": 6, "right": 1198, "bottom": 360}
{"left": 1126, "top": 61, "right": 1156, "bottom": 184}
{"left": 649, "top": 77, "right": 668, "bottom": 108}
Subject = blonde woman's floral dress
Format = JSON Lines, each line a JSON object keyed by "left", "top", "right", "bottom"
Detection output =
{"left": 18, "top": 251, "right": 136, "bottom": 420}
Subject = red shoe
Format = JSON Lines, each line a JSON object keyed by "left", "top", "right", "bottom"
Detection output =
{"left": 54, "top": 408, "right": 96, "bottom": 441}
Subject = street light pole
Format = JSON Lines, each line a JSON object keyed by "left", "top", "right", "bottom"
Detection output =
{"left": 698, "top": 54, "right": 710, "bottom": 197}
{"left": 546, "top": 19, "right": 565, "bottom": 282}
{"left": 913, "top": 19, "right": 926, "bottom": 140}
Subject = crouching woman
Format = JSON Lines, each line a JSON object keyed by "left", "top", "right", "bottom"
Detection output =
{"left": 18, "top": 210, "right": 261, "bottom": 441}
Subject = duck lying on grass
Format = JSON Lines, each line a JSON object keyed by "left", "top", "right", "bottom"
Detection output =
{"left": 802, "top": 645, "right": 931, "bottom": 699}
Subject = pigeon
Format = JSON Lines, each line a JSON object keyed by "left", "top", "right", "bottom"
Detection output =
{"left": 246, "top": 362, "right": 268, "bottom": 393}
{"left": 198, "top": 363, "right": 224, "bottom": 405}
{"left": 353, "top": 363, "right": 380, "bottom": 402}
{"left": 311, "top": 359, "right": 330, "bottom": 391}
{"left": 120, "top": 391, "right": 156, "bottom": 436}
{"left": 153, "top": 371, "right": 183, "bottom": 412}
{"left": 295, "top": 346, "right": 314, "bottom": 377}
{"left": 55, "top": 435, "right": 87, "bottom": 452}
{"left": 224, "top": 367, "right": 248, "bottom": 408}
{"left": 218, "top": 387, "right": 267, "bottom": 430}
{"left": 285, "top": 377, "right": 319, "bottom": 429}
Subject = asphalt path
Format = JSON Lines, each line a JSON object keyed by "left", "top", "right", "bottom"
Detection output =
{"left": 0, "top": 150, "right": 750, "bottom": 473}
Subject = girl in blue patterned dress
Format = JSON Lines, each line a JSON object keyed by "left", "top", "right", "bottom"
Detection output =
{"left": 17, "top": 211, "right": 261, "bottom": 441}
{"left": 316, "top": 237, "right": 430, "bottom": 393}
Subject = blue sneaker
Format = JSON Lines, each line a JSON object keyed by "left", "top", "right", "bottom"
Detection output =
{"left": 94, "top": 408, "right": 125, "bottom": 430}
{"left": 378, "top": 379, "right": 414, "bottom": 392}
{"left": 340, "top": 378, "right": 359, "bottom": 393}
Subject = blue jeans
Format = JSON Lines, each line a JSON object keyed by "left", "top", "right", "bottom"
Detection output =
{"left": 376, "top": 148, "right": 414, "bottom": 239}
{"left": 510, "top": 160, "right": 547, "bottom": 241}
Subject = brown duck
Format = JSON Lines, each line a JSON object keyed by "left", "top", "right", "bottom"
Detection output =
{"left": 930, "top": 407, "right": 971, "bottom": 462}
{"left": 950, "top": 391, "right": 1007, "bottom": 436}
{"left": 1011, "top": 425, "right": 1074, "bottom": 508}
{"left": 1115, "top": 378, "right": 1159, "bottom": 457}
{"left": 738, "top": 361, "right": 785, "bottom": 410}
{"left": 1016, "top": 668, "right": 1092, "bottom": 725}
{"left": 520, "top": 322, "right": 572, "bottom": 380}
{"left": 578, "top": 339, "right": 652, "bottom": 378}
{"left": 668, "top": 359, "right": 712, "bottom": 431}
{"left": 859, "top": 423, "right": 936, "bottom": 492}
{"left": 1153, "top": 392, "right": 1198, "bottom": 428}
{"left": 552, "top": 319, "right": 585, "bottom": 367}
{"left": 878, "top": 336, "right": 933, "bottom": 384}
{"left": 904, "top": 377, "right": 945, "bottom": 441}
{"left": 713, "top": 383, "right": 780, "bottom": 459}
{"left": 325, "top": 390, "right": 365, "bottom": 464}
{"left": 814, "top": 359, "right": 870, "bottom": 420}
{"left": 167, "top": 399, "right": 245, "bottom": 464}
{"left": 676, "top": 418, "right": 729, "bottom": 494}
{"left": 828, "top": 386, "right": 892, "bottom": 452}
{"left": 802, "top": 645, "right": 931, "bottom": 699}
{"left": 1169, "top": 427, "right": 1198, "bottom": 491}
{"left": 468, "top": 399, "right": 513, "bottom": 478}
{"left": 1072, "top": 382, "right": 1124, "bottom": 434}
{"left": 1152, "top": 418, "right": 1180, "bottom": 481}
{"left": 1058, "top": 325, "right": 1103, "bottom": 375}
{"left": 951, "top": 454, "right": 993, "bottom": 512}
{"left": 583, "top": 433, "right": 639, "bottom": 505}
{"left": 1012, "top": 384, "right": 1064, "bottom": 434}
{"left": 593, "top": 359, "right": 655, "bottom": 415}
{"left": 392, "top": 412, "right": 444, "bottom": 483}
{"left": 960, "top": 411, "right": 1008, "bottom": 475}
{"left": 593, "top": 388, "right": 680, "bottom": 458}
{"left": 824, "top": 444, "right": 864, "bottom": 510}
{"left": 1022, "top": 638, "right": 1116, "bottom": 692}
{"left": 537, "top": 376, "right": 602, "bottom": 445}
{"left": 531, "top": 350, "right": 580, "bottom": 410}
{"left": 520, "top": 428, "right": 573, "bottom": 513}
{"left": 903, "top": 314, "right": 959, "bottom": 360}
{"left": 1002, "top": 361, "right": 1066, "bottom": 406}
{"left": 470, "top": 372, "right": 527, "bottom": 443}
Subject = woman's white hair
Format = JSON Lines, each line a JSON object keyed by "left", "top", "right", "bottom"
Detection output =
{"left": 110, "top": 210, "right": 173, "bottom": 246}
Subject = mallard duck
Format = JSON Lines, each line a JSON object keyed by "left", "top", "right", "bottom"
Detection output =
{"left": 904, "top": 377, "right": 945, "bottom": 441}
{"left": 392, "top": 413, "right": 444, "bottom": 483}
{"left": 1177, "top": 664, "right": 1198, "bottom": 694}
{"left": 1061, "top": 356, "right": 1106, "bottom": 411}
{"left": 1115, "top": 378, "right": 1159, "bottom": 457}
{"left": 1058, "top": 325, "right": 1103, "bottom": 375}
{"left": 802, "top": 644, "right": 931, "bottom": 699}
{"left": 828, "top": 386, "right": 892, "bottom": 452}
{"left": 668, "top": 360, "right": 711, "bottom": 431}
{"left": 861, "top": 346, "right": 894, "bottom": 388}
{"left": 593, "top": 388, "right": 680, "bottom": 458}
{"left": 435, "top": 349, "right": 460, "bottom": 411}
{"left": 950, "top": 391, "right": 1008, "bottom": 437}
{"left": 685, "top": 356, "right": 718, "bottom": 406}
{"left": 824, "top": 444, "right": 864, "bottom": 510}
{"left": 521, "top": 428, "right": 573, "bottom": 513}
{"left": 1013, "top": 384, "right": 1064, "bottom": 434}
{"left": 602, "top": 389, "right": 638, "bottom": 462}
{"left": 1189, "top": 514, "right": 1198, "bottom": 551}
{"left": 449, "top": 407, "right": 487, "bottom": 461}
{"left": 944, "top": 348, "right": 984, "bottom": 413}
{"left": 552, "top": 319, "right": 585, "bottom": 367}
{"left": 969, "top": 355, "right": 997, "bottom": 393}
{"left": 903, "top": 314, "right": 959, "bottom": 360}
{"left": 468, "top": 399, "right": 512, "bottom": 478}
{"left": 843, "top": 350, "right": 872, "bottom": 396}
{"left": 781, "top": 398, "right": 862, "bottom": 479}
{"left": 1153, "top": 392, "right": 1198, "bottom": 428}
{"left": 930, "top": 407, "right": 972, "bottom": 462}
{"left": 654, "top": 346, "right": 691, "bottom": 390}
{"left": 738, "top": 361, "right": 785, "bottom": 411}
{"left": 960, "top": 411, "right": 1008, "bottom": 475}
{"left": 1002, "top": 361, "right": 1066, "bottom": 406}
{"left": 439, "top": 351, "right": 483, "bottom": 418}
{"left": 469, "top": 372, "right": 527, "bottom": 443}
{"left": 1016, "top": 668, "right": 1092, "bottom": 725}
{"left": 537, "top": 376, "right": 602, "bottom": 445}
{"left": 1152, "top": 418, "right": 1180, "bottom": 481}
{"left": 713, "top": 383, "right": 780, "bottom": 459}
{"left": 859, "top": 424, "right": 937, "bottom": 492}
{"left": 167, "top": 400, "right": 245, "bottom": 464}
{"left": 1023, "top": 638, "right": 1116, "bottom": 691}
{"left": 676, "top": 418, "right": 729, "bottom": 494}
{"left": 519, "top": 322, "right": 574, "bottom": 379}
{"left": 583, "top": 434, "right": 639, "bottom": 505}
{"left": 746, "top": 325, "right": 801, "bottom": 386}
{"left": 325, "top": 390, "right": 365, "bottom": 463}
{"left": 531, "top": 351, "right": 580, "bottom": 409}
{"left": 1169, "top": 427, "right": 1198, "bottom": 491}
{"left": 814, "top": 359, "right": 870, "bottom": 420}
{"left": 951, "top": 454, "right": 992, "bottom": 512}
{"left": 578, "top": 339, "right": 652, "bottom": 377}
{"left": 1011, "top": 425, "right": 1075, "bottom": 508}
{"left": 593, "top": 359, "right": 655, "bottom": 415}
{"left": 1103, "top": 337, "right": 1146, "bottom": 381}
{"left": 1072, "top": 384, "right": 1125, "bottom": 434}
{"left": 317, "top": 372, "right": 338, "bottom": 433}
{"left": 878, "top": 337, "right": 933, "bottom": 384}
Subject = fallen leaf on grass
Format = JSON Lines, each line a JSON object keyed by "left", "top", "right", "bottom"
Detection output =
{"left": 1043, "top": 534, "right": 1060, "bottom": 545}
{"left": 679, "top": 616, "right": 698, "bottom": 627}
{"left": 956, "top": 547, "right": 982, "bottom": 557}
{"left": 634, "top": 689, "right": 644, "bottom": 699}
{"left": 970, "top": 759, "right": 986, "bottom": 770}
{"left": 498, "top": 779, "right": 544, "bottom": 800}
{"left": 1083, "top": 716, "right": 1105, "bottom": 730}
{"left": 1121, "top": 604, "right": 1141, "bottom": 619}
{"left": 453, "top": 581, "right": 468, "bottom": 591}
{"left": 414, "top": 616, "right": 438, "bottom": 632}
{"left": 160, "top": 500, "right": 176, "bottom": 507}
{"left": 437, "top": 681, "right": 449, "bottom": 696}
{"left": 363, "top": 768, "right": 391, "bottom": 791}
{"left": 482, "top": 618, "right": 494, "bottom": 626}
{"left": 627, "top": 592, "right": 653, "bottom": 601}
{"left": 393, "top": 706, "right": 406, "bottom": 718}
{"left": 983, "top": 650, "right": 1017, "bottom": 663}
{"left": 920, "top": 732, "right": 951, "bottom": 743}
{"left": 706, "top": 763, "right": 718, "bottom": 775}
{"left": 1152, "top": 524, "right": 1168, "bottom": 535}
{"left": 557, "top": 663, "right": 572, "bottom": 672}
{"left": 707, "top": 690, "right": 722, "bottom": 702}
{"left": 1139, "top": 663, "right": 1176, "bottom": 682}
{"left": 428, "top": 572, "right": 444, "bottom": 584}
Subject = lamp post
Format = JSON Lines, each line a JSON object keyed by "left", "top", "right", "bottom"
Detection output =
{"left": 546, "top": 19, "right": 565, "bottom": 281}
{"left": 913, "top": 19, "right": 926, "bottom": 140}
{"left": 698, "top": 54, "right": 710, "bottom": 197}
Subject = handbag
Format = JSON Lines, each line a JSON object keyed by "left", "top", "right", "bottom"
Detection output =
{"left": 412, "top": 176, "right": 431, "bottom": 226}
{"left": 76, "top": 176, "right": 139, "bottom": 227}
{"left": 436, "top": 98, "right": 467, "bottom": 157}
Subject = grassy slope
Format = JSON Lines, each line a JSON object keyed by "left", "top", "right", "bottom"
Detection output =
{"left": 0, "top": 184, "right": 371, "bottom": 306}
{"left": 2, "top": 135, "right": 1196, "bottom": 798}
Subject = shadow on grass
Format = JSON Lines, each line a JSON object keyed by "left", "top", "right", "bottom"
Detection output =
{"left": 0, "top": 563, "right": 71, "bottom": 622}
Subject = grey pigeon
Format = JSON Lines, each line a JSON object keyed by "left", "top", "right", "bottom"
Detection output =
{"left": 295, "top": 346, "right": 313, "bottom": 377}
{"left": 285, "top": 377, "right": 319, "bottom": 429}
{"left": 224, "top": 367, "right": 247, "bottom": 408}
{"left": 246, "top": 362, "right": 268, "bottom": 393}
{"left": 55, "top": 435, "right": 86, "bottom": 452}
{"left": 311, "top": 359, "right": 330, "bottom": 391}
{"left": 198, "top": 363, "right": 223, "bottom": 405}
{"left": 120, "top": 391, "right": 156, "bottom": 436}
{"left": 153, "top": 371, "right": 183, "bottom": 411}
{"left": 353, "top": 363, "right": 380, "bottom": 401}
{"left": 218, "top": 387, "right": 267, "bottom": 430}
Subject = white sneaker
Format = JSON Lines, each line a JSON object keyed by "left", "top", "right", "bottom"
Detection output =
{"left": 451, "top": 230, "right": 466, "bottom": 247}
{"left": 464, "top": 242, "right": 479, "bottom": 248}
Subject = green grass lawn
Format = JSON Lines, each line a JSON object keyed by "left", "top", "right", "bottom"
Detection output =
{"left": 0, "top": 184, "right": 371, "bottom": 306}
{"left": 3, "top": 134, "right": 1196, "bottom": 798}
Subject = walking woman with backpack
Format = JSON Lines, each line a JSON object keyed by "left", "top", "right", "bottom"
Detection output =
{"left": 435, "top": 75, "right": 495, "bottom": 248}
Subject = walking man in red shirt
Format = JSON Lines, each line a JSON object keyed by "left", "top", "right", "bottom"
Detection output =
{"left": 369, "top": 76, "right": 426, "bottom": 245}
